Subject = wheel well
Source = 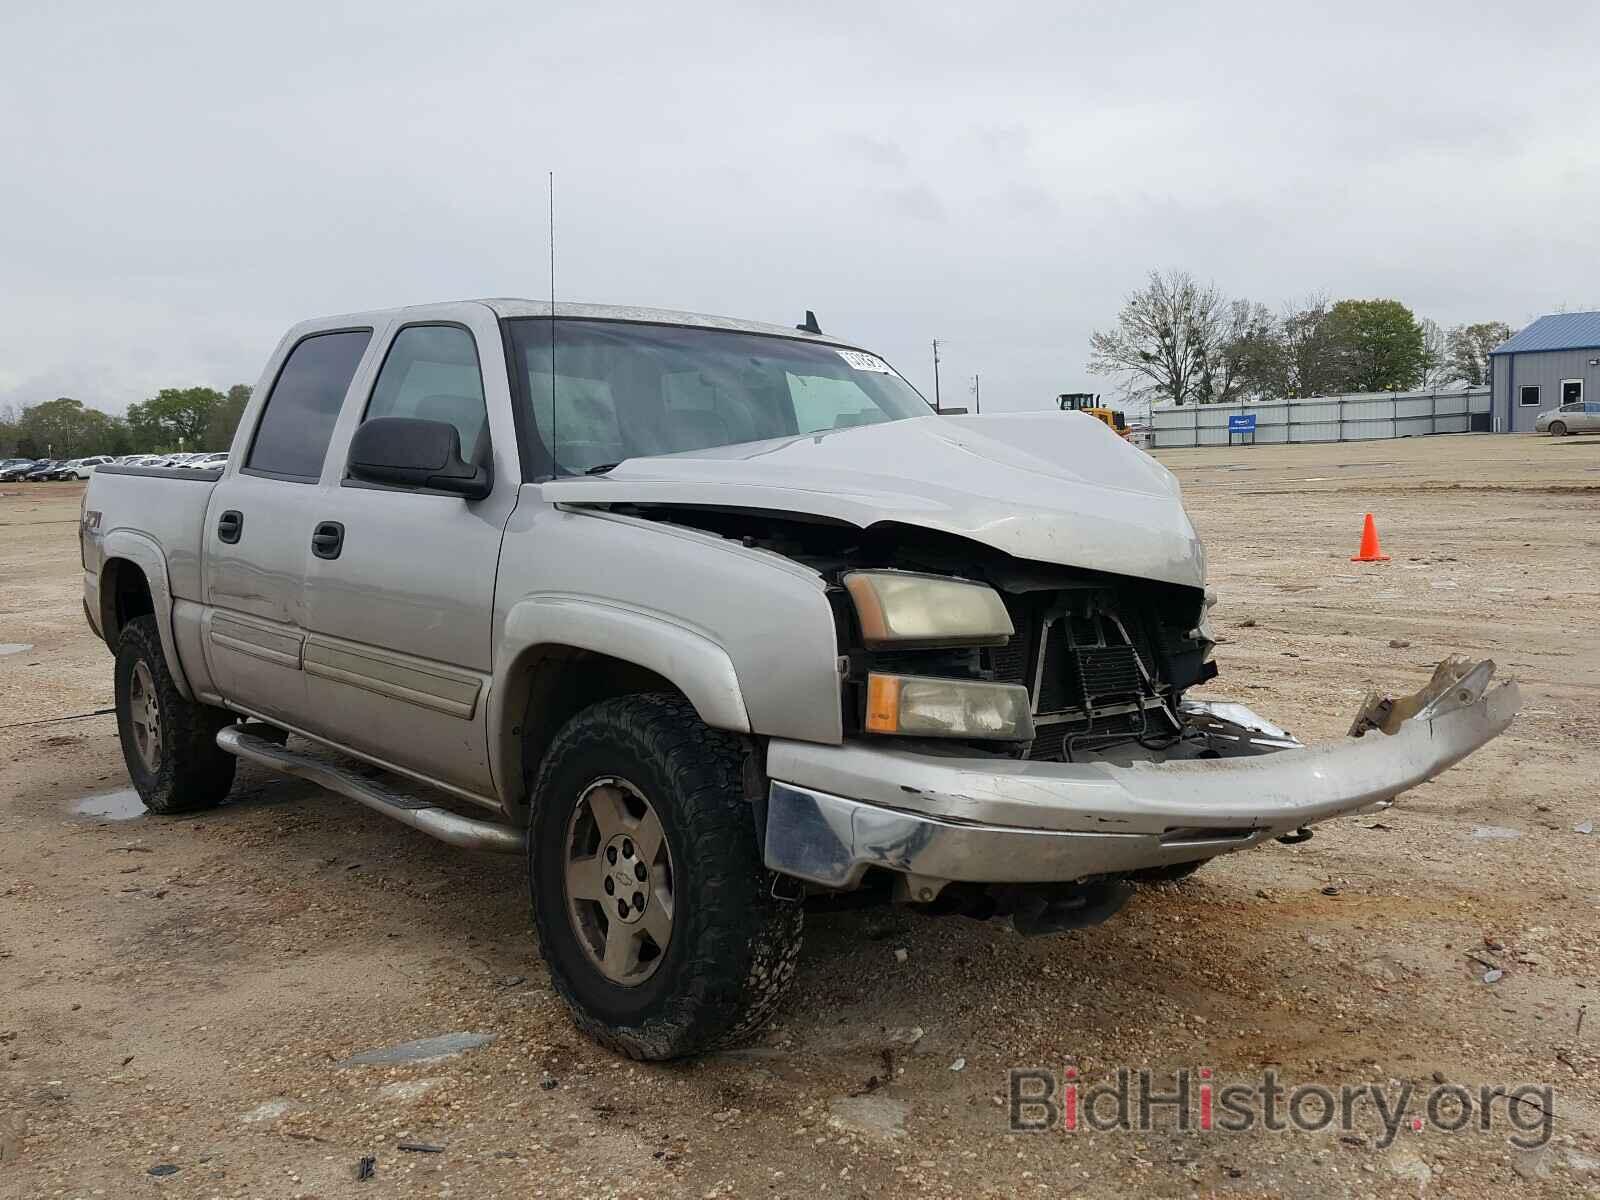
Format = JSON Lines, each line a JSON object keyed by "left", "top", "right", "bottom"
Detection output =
{"left": 513, "top": 647, "right": 684, "bottom": 812}
{"left": 102, "top": 558, "right": 154, "bottom": 645}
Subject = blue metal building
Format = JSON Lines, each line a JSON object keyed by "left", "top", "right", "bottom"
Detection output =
{"left": 1489, "top": 312, "right": 1600, "bottom": 432}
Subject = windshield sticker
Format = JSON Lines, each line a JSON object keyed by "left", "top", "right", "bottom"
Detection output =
{"left": 837, "top": 348, "right": 894, "bottom": 374}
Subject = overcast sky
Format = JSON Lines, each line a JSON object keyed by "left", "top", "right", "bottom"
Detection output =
{"left": 4, "top": 1, "right": 1598, "bottom": 418}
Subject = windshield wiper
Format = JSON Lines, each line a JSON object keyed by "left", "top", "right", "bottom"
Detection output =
{"left": 584, "top": 462, "right": 621, "bottom": 475}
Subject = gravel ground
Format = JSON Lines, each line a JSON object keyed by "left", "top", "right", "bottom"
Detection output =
{"left": 2, "top": 432, "right": 1598, "bottom": 1198}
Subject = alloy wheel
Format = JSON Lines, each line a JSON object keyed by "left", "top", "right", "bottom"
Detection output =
{"left": 562, "top": 777, "right": 674, "bottom": 985}
{"left": 128, "top": 659, "right": 162, "bottom": 772}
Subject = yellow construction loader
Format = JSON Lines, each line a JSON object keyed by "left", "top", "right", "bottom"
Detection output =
{"left": 1057, "top": 393, "right": 1129, "bottom": 438}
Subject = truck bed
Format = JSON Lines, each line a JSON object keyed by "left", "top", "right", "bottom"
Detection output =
{"left": 85, "top": 465, "right": 223, "bottom": 602}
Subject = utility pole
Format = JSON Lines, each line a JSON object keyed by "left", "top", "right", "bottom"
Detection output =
{"left": 971, "top": 374, "right": 981, "bottom": 414}
{"left": 931, "top": 339, "right": 942, "bottom": 413}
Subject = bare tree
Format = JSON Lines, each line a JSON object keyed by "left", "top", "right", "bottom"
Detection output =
{"left": 1088, "top": 270, "right": 1229, "bottom": 406}
{"left": 1206, "top": 300, "right": 1281, "bottom": 402}
{"left": 1277, "top": 293, "right": 1340, "bottom": 398}
{"left": 1445, "top": 321, "right": 1514, "bottom": 387}
{"left": 1418, "top": 318, "right": 1452, "bottom": 388}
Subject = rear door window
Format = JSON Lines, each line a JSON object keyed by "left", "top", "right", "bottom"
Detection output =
{"left": 246, "top": 330, "right": 372, "bottom": 481}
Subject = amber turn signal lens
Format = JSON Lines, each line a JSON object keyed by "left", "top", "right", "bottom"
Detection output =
{"left": 865, "top": 673, "right": 902, "bottom": 733}
{"left": 863, "top": 672, "right": 1033, "bottom": 740}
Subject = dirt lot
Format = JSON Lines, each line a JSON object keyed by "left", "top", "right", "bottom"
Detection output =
{"left": 3, "top": 433, "right": 1598, "bottom": 1198}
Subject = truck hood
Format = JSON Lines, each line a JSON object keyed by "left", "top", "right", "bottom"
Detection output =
{"left": 541, "top": 412, "right": 1204, "bottom": 588}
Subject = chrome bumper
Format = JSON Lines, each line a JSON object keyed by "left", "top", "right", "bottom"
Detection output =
{"left": 763, "top": 659, "right": 1520, "bottom": 889}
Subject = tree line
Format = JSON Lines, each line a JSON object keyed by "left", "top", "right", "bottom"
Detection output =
{"left": 0, "top": 385, "right": 252, "bottom": 459}
{"left": 1088, "top": 270, "right": 1514, "bottom": 407}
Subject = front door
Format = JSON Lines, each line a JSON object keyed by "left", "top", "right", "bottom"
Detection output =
{"left": 299, "top": 308, "right": 521, "bottom": 799}
{"left": 203, "top": 327, "right": 377, "bottom": 724}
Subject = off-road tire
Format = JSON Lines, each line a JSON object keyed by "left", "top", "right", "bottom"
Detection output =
{"left": 114, "top": 615, "right": 236, "bottom": 814}
{"left": 1549, "top": 420, "right": 1567, "bottom": 437}
{"left": 1127, "top": 858, "right": 1210, "bottom": 885}
{"left": 528, "top": 693, "right": 803, "bottom": 1060}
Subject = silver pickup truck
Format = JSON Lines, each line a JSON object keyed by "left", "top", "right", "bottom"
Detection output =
{"left": 81, "top": 299, "right": 1520, "bottom": 1059}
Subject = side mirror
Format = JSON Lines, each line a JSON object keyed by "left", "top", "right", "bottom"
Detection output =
{"left": 347, "top": 417, "right": 491, "bottom": 500}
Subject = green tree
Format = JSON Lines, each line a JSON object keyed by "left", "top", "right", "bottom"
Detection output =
{"left": 1324, "top": 299, "right": 1427, "bottom": 393}
{"left": 18, "top": 397, "right": 85, "bottom": 455}
{"left": 79, "top": 407, "right": 132, "bottom": 455}
{"left": 1446, "top": 321, "right": 1514, "bottom": 387}
{"left": 1272, "top": 295, "right": 1346, "bottom": 398}
{"left": 202, "top": 384, "right": 252, "bottom": 451}
{"left": 126, "top": 387, "right": 224, "bottom": 451}
{"left": 16, "top": 397, "right": 128, "bottom": 457}
{"left": 23, "top": 398, "right": 134, "bottom": 456}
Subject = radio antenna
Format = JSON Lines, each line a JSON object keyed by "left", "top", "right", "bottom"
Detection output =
{"left": 548, "top": 170, "right": 558, "bottom": 474}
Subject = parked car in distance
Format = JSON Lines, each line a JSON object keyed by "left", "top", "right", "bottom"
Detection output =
{"left": 178, "top": 452, "right": 229, "bottom": 469}
{"left": 1535, "top": 401, "right": 1599, "bottom": 436}
{"left": 0, "top": 458, "right": 39, "bottom": 481}
{"left": 68, "top": 456, "right": 116, "bottom": 479}
{"left": 23, "top": 460, "right": 65, "bottom": 481}
{"left": 81, "top": 297, "right": 1521, "bottom": 1060}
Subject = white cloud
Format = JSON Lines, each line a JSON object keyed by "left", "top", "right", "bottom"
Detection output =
{"left": 2, "top": 0, "right": 1597, "bottom": 415}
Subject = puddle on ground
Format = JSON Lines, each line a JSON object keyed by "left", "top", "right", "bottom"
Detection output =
{"left": 1471, "top": 825, "right": 1521, "bottom": 841}
{"left": 71, "top": 789, "right": 148, "bottom": 820}
{"left": 0, "top": 643, "right": 34, "bottom": 656}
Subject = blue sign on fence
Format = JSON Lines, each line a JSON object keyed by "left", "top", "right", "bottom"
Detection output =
{"left": 1228, "top": 413, "right": 1257, "bottom": 433}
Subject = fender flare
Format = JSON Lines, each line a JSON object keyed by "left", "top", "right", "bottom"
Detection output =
{"left": 489, "top": 594, "right": 752, "bottom": 804}
{"left": 98, "top": 529, "right": 194, "bottom": 701}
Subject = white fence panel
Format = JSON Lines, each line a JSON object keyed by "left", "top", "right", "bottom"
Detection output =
{"left": 1342, "top": 398, "right": 1389, "bottom": 420}
{"left": 1149, "top": 388, "right": 1489, "bottom": 448}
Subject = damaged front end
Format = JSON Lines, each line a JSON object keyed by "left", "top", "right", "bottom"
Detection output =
{"left": 762, "top": 657, "right": 1519, "bottom": 933}
{"left": 546, "top": 427, "right": 1518, "bottom": 935}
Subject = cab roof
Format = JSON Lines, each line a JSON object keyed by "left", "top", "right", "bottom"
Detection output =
{"left": 299, "top": 298, "right": 864, "bottom": 349}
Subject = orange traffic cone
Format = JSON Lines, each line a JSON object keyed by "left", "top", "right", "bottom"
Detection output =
{"left": 1350, "top": 513, "right": 1389, "bottom": 562}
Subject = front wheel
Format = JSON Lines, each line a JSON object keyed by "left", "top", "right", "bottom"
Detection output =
{"left": 114, "top": 615, "right": 237, "bottom": 814}
{"left": 528, "top": 694, "right": 802, "bottom": 1060}
{"left": 1549, "top": 421, "right": 1568, "bottom": 437}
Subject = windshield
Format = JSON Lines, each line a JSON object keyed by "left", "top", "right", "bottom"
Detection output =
{"left": 506, "top": 319, "right": 931, "bottom": 475}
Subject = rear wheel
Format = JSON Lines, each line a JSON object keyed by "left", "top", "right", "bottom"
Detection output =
{"left": 114, "top": 615, "right": 236, "bottom": 814}
{"left": 528, "top": 694, "right": 802, "bottom": 1060}
{"left": 1549, "top": 421, "right": 1568, "bottom": 437}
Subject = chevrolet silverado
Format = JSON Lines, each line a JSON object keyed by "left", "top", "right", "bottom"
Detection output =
{"left": 81, "top": 299, "right": 1520, "bottom": 1058}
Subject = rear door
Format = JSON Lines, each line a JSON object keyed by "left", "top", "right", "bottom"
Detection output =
{"left": 298, "top": 305, "right": 521, "bottom": 797}
{"left": 202, "top": 326, "right": 378, "bottom": 724}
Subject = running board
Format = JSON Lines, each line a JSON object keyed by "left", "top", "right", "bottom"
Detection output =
{"left": 216, "top": 725, "right": 523, "bottom": 854}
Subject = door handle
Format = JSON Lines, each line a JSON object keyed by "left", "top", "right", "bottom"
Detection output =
{"left": 311, "top": 521, "right": 345, "bottom": 560}
{"left": 217, "top": 510, "right": 243, "bottom": 544}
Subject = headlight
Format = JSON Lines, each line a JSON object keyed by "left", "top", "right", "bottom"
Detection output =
{"left": 865, "top": 672, "right": 1034, "bottom": 740}
{"left": 843, "top": 570, "right": 1013, "bottom": 648}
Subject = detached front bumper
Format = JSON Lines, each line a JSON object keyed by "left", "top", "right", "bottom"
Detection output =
{"left": 762, "top": 659, "right": 1520, "bottom": 890}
